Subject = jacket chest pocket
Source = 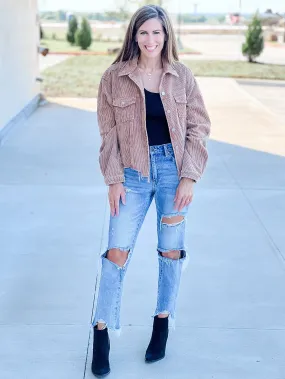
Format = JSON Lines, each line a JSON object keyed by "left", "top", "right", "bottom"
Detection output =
{"left": 113, "top": 97, "right": 136, "bottom": 123}
{"left": 173, "top": 92, "right": 187, "bottom": 120}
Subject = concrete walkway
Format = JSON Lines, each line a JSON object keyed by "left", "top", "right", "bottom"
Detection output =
{"left": 181, "top": 34, "right": 285, "bottom": 65}
{"left": 39, "top": 54, "right": 69, "bottom": 71}
{"left": 0, "top": 78, "right": 285, "bottom": 379}
{"left": 237, "top": 79, "right": 285, "bottom": 122}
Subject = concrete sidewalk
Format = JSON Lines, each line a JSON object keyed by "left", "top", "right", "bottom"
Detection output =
{"left": 39, "top": 54, "right": 69, "bottom": 71}
{"left": 181, "top": 34, "right": 285, "bottom": 65}
{"left": 0, "top": 78, "right": 285, "bottom": 379}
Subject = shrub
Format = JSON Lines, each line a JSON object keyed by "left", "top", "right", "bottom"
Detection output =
{"left": 67, "top": 15, "right": 78, "bottom": 45}
{"left": 242, "top": 12, "right": 264, "bottom": 62}
{"left": 75, "top": 17, "right": 92, "bottom": 50}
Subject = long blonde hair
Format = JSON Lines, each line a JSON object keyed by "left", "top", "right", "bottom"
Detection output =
{"left": 113, "top": 5, "right": 179, "bottom": 64}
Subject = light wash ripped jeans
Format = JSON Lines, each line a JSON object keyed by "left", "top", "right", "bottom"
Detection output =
{"left": 92, "top": 143, "right": 190, "bottom": 332}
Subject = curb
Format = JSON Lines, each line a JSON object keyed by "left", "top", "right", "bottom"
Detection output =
{"left": 47, "top": 50, "right": 201, "bottom": 56}
{"left": 48, "top": 51, "right": 111, "bottom": 56}
{"left": 0, "top": 94, "right": 41, "bottom": 145}
{"left": 265, "top": 42, "right": 285, "bottom": 49}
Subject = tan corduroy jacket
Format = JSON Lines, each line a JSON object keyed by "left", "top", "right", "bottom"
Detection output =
{"left": 97, "top": 57, "right": 211, "bottom": 185}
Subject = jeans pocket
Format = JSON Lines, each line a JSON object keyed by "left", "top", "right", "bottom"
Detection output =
{"left": 123, "top": 167, "right": 140, "bottom": 185}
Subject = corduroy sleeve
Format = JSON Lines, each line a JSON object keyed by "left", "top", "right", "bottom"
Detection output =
{"left": 180, "top": 69, "right": 211, "bottom": 182}
{"left": 97, "top": 74, "right": 125, "bottom": 185}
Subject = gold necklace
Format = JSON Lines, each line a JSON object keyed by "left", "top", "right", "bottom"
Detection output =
{"left": 138, "top": 66, "right": 162, "bottom": 81}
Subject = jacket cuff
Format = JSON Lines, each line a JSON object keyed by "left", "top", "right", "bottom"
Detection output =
{"left": 104, "top": 174, "right": 125, "bottom": 186}
{"left": 180, "top": 171, "right": 200, "bottom": 182}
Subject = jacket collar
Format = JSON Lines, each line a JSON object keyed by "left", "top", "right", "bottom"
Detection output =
{"left": 118, "top": 56, "right": 179, "bottom": 77}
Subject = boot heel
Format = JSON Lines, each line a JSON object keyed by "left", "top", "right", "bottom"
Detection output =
{"left": 145, "top": 316, "right": 169, "bottom": 363}
{"left": 91, "top": 326, "right": 111, "bottom": 377}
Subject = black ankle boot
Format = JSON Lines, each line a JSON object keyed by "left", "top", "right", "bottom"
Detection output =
{"left": 145, "top": 316, "right": 169, "bottom": 363}
{"left": 91, "top": 326, "right": 111, "bottom": 377}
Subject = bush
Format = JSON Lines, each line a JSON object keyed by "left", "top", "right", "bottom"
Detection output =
{"left": 75, "top": 17, "right": 92, "bottom": 50}
{"left": 67, "top": 15, "right": 78, "bottom": 45}
{"left": 242, "top": 12, "right": 264, "bottom": 62}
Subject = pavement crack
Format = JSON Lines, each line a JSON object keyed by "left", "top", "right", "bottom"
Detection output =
{"left": 83, "top": 193, "right": 108, "bottom": 378}
{"left": 221, "top": 156, "right": 285, "bottom": 268}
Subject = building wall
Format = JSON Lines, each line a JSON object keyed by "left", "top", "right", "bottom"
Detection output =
{"left": 0, "top": 0, "right": 40, "bottom": 131}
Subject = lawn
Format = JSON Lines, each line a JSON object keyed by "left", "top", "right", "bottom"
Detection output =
{"left": 41, "top": 39, "right": 121, "bottom": 53}
{"left": 41, "top": 55, "right": 285, "bottom": 97}
{"left": 41, "top": 38, "right": 198, "bottom": 54}
{"left": 42, "top": 56, "right": 114, "bottom": 97}
{"left": 187, "top": 60, "right": 285, "bottom": 80}
{"left": 41, "top": 25, "right": 125, "bottom": 41}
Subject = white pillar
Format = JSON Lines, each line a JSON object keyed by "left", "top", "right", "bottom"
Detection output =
{"left": 0, "top": 0, "right": 40, "bottom": 132}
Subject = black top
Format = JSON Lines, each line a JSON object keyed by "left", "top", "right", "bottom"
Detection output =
{"left": 144, "top": 88, "right": 171, "bottom": 146}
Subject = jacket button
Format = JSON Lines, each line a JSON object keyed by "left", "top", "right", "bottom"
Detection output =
{"left": 172, "top": 128, "right": 175, "bottom": 132}
{"left": 167, "top": 109, "right": 170, "bottom": 113}
{"left": 161, "top": 91, "right": 165, "bottom": 96}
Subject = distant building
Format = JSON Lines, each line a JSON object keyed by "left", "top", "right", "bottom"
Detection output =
{"left": 226, "top": 13, "right": 241, "bottom": 25}
{"left": 259, "top": 11, "right": 284, "bottom": 26}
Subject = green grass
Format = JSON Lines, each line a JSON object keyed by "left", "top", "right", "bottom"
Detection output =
{"left": 41, "top": 56, "right": 285, "bottom": 98}
{"left": 42, "top": 55, "right": 114, "bottom": 97}
{"left": 180, "top": 47, "right": 200, "bottom": 54}
{"left": 42, "top": 25, "right": 124, "bottom": 41}
{"left": 41, "top": 38, "right": 121, "bottom": 53}
{"left": 182, "top": 60, "right": 285, "bottom": 80}
{"left": 41, "top": 38, "right": 198, "bottom": 54}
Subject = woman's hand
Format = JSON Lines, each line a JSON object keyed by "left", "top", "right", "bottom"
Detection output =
{"left": 174, "top": 178, "right": 195, "bottom": 212}
{"left": 108, "top": 183, "right": 126, "bottom": 217}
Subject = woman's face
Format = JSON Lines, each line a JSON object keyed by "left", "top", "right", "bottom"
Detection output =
{"left": 136, "top": 18, "right": 165, "bottom": 59}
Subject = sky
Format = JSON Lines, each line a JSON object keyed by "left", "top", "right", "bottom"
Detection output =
{"left": 38, "top": 0, "right": 285, "bottom": 14}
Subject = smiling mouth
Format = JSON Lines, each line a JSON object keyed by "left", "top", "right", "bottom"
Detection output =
{"left": 145, "top": 45, "right": 158, "bottom": 52}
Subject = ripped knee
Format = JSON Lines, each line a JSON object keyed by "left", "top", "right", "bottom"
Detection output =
{"left": 161, "top": 250, "right": 180, "bottom": 259}
{"left": 106, "top": 248, "right": 129, "bottom": 267}
{"left": 161, "top": 215, "right": 184, "bottom": 226}
{"left": 159, "top": 249, "right": 186, "bottom": 260}
{"left": 159, "top": 216, "right": 185, "bottom": 260}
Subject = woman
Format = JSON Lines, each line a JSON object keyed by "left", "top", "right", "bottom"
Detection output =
{"left": 91, "top": 4, "right": 211, "bottom": 377}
